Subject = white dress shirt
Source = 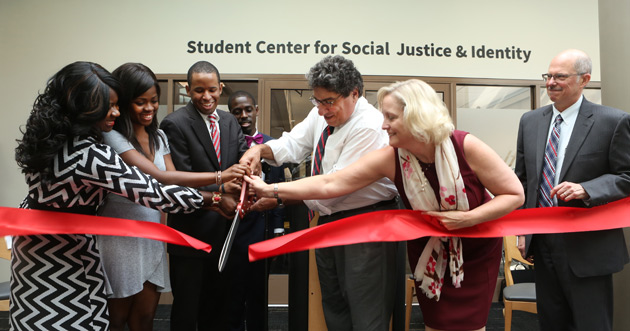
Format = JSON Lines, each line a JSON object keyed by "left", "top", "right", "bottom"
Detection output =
{"left": 265, "top": 96, "right": 398, "bottom": 215}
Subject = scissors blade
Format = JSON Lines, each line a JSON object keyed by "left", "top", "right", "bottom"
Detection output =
{"left": 218, "top": 211, "right": 240, "bottom": 272}
{"left": 218, "top": 182, "right": 249, "bottom": 272}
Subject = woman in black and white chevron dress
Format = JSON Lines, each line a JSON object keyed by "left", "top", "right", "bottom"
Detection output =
{"left": 11, "top": 62, "right": 210, "bottom": 331}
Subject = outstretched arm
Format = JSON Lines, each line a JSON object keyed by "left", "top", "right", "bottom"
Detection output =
{"left": 245, "top": 147, "right": 396, "bottom": 201}
{"left": 116, "top": 149, "right": 248, "bottom": 187}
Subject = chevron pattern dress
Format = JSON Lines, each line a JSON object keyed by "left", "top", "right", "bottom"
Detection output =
{"left": 9, "top": 137, "right": 203, "bottom": 331}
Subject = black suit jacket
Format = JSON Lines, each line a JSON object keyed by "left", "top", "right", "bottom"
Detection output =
{"left": 160, "top": 102, "right": 248, "bottom": 258}
{"left": 515, "top": 98, "right": 630, "bottom": 277}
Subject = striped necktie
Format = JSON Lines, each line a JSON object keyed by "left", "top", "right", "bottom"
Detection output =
{"left": 309, "top": 125, "right": 334, "bottom": 221}
{"left": 208, "top": 113, "right": 221, "bottom": 166}
{"left": 312, "top": 126, "right": 334, "bottom": 176}
{"left": 538, "top": 114, "right": 563, "bottom": 207}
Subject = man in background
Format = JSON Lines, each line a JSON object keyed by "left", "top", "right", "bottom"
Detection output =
{"left": 226, "top": 90, "right": 285, "bottom": 331}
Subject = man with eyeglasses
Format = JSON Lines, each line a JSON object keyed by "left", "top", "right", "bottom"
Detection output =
{"left": 515, "top": 49, "right": 630, "bottom": 331}
{"left": 240, "top": 55, "right": 400, "bottom": 331}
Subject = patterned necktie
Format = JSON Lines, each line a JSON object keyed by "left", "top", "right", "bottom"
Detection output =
{"left": 312, "top": 126, "right": 334, "bottom": 176}
{"left": 208, "top": 113, "right": 221, "bottom": 166}
{"left": 309, "top": 125, "right": 334, "bottom": 221}
{"left": 539, "top": 114, "right": 563, "bottom": 207}
{"left": 245, "top": 133, "right": 264, "bottom": 148}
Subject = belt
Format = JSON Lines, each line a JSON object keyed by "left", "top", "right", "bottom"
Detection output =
{"left": 26, "top": 197, "right": 97, "bottom": 215}
{"left": 319, "top": 197, "right": 399, "bottom": 223}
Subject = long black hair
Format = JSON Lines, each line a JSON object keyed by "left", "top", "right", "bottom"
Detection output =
{"left": 15, "top": 61, "right": 122, "bottom": 180}
{"left": 112, "top": 62, "right": 164, "bottom": 156}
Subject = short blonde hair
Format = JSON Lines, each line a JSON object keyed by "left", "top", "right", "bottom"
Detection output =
{"left": 377, "top": 79, "right": 454, "bottom": 144}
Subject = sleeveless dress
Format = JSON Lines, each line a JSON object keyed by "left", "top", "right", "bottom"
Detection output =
{"left": 10, "top": 136, "right": 202, "bottom": 331}
{"left": 97, "top": 129, "right": 171, "bottom": 298}
{"left": 394, "top": 130, "right": 502, "bottom": 330}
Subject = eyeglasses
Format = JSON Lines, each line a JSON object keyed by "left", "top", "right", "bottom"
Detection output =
{"left": 310, "top": 94, "right": 343, "bottom": 108}
{"left": 542, "top": 73, "right": 586, "bottom": 82}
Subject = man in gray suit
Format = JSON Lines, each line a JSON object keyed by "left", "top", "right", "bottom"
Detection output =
{"left": 515, "top": 49, "right": 630, "bottom": 331}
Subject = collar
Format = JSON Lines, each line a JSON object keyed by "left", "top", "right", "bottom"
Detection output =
{"left": 552, "top": 95, "right": 582, "bottom": 122}
{"left": 195, "top": 107, "right": 219, "bottom": 123}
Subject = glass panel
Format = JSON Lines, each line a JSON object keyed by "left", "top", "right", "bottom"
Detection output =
{"left": 157, "top": 81, "right": 169, "bottom": 123}
{"left": 270, "top": 89, "right": 313, "bottom": 139}
{"left": 173, "top": 80, "right": 189, "bottom": 113}
{"left": 540, "top": 87, "right": 601, "bottom": 106}
{"left": 365, "top": 90, "right": 379, "bottom": 108}
{"left": 366, "top": 89, "right": 444, "bottom": 109}
{"left": 456, "top": 86, "right": 532, "bottom": 169}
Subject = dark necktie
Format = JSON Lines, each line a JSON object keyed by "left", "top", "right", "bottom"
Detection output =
{"left": 312, "top": 126, "right": 334, "bottom": 176}
{"left": 245, "top": 133, "right": 264, "bottom": 148}
{"left": 539, "top": 114, "right": 563, "bottom": 207}
{"left": 309, "top": 125, "right": 334, "bottom": 221}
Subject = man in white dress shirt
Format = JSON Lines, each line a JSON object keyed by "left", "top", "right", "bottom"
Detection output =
{"left": 240, "top": 55, "right": 399, "bottom": 331}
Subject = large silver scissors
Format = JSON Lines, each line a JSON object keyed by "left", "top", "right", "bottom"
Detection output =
{"left": 218, "top": 181, "right": 252, "bottom": 272}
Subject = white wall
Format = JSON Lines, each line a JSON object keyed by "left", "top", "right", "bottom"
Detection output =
{"left": 0, "top": 0, "right": 600, "bottom": 279}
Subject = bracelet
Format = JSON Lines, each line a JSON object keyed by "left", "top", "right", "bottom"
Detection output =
{"left": 211, "top": 191, "right": 222, "bottom": 206}
{"left": 220, "top": 184, "right": 225, "bottom": 194}
{"left": 216, "top": 170, "right": 222, "bottom": 186}
{"left": 273, "top": 183, "right": 279, "bottom": 199}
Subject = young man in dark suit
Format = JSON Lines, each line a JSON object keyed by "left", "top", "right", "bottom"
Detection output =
{"left": 226, "top": 90, "right": 286, "bottom": 331}
{"left": 160, "top": 61, "right": 248, "bottom": 330}
{"left": 515, "top": 49, "right": 630, "bottom": 331}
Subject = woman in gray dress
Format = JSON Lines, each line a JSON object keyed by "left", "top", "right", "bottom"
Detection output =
{"left": 98, "top": 63, "right": 248, "bottom": 331}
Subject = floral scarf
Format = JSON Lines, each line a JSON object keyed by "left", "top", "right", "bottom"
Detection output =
{"left": 399, "top": 136, "right": 468, "bottom": 301}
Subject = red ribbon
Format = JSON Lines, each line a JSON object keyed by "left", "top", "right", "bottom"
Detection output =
{"left": 0, "top": 207, "right": 211, "bottom": 252}
{"left": 249, "top": 197, "right": 630, "bottom": 261}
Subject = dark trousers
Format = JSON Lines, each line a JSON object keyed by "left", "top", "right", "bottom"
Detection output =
{"left": 226, "top": 214, "right": 268, "bottom": 331}
{"left": 169, "top": 255, "right": 230, "bottom": 331}
{"left": 533, "top": 234, "right": 614, "bottom": 331}
{"left": 316, "top": 198, "right": 400, "bottom": 331}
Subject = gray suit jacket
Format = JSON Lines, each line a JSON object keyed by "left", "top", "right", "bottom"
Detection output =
{"left": 515, "top": 98, "right": 630, "bottom": 277}
{"left": 160, "top": 102, "right": 248, "bottom": 258}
